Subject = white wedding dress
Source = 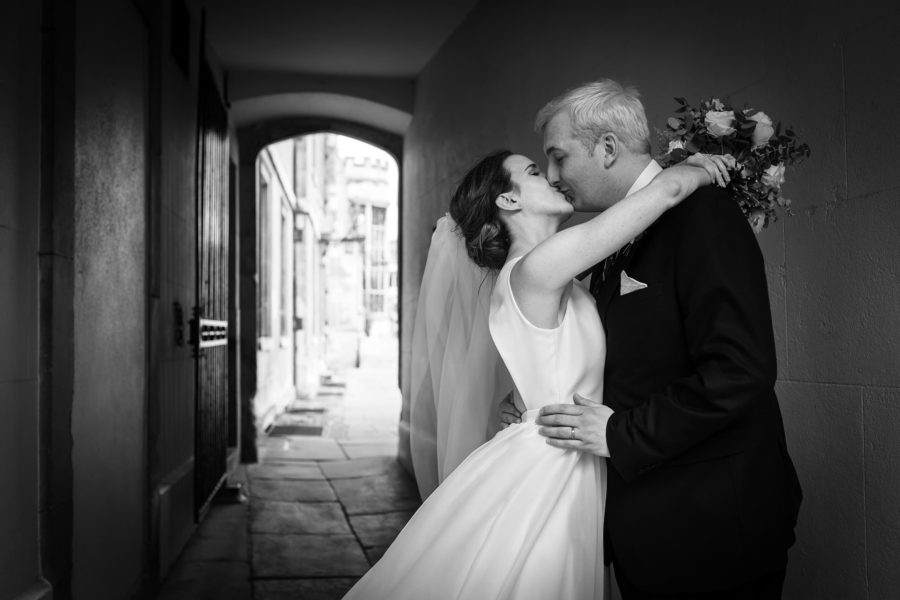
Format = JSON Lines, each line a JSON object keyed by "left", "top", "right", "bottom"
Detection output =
{"left": 344, "top": 256, "right": 607, "bottom": 599}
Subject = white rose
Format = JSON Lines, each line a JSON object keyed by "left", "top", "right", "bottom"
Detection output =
{"left": 748, "top": 209, "right": 766, "bottom": 234}
{"left": 748, "top": 111, "right": 775, "bottom": 148}
{"left": 761, "top": 163, "right": 786, "bottom": 188}
{"left": 668, "top": 139, "right": 685, "bottom": 152}
{"left": 705, "top": 110, "right": 736, "bottom": 137}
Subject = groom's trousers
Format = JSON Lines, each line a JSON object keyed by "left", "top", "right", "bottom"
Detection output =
{"left": 615, "top": 567, "right": 786, "bottom": 600}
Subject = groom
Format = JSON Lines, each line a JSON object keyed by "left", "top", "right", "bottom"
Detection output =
{"left": 502, "top": 80, "right": 802, "bottom": 599}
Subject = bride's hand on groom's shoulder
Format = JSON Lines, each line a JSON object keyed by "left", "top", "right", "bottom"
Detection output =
{"left": 536, "top": 394, "right": 614, "bottom": 458}
{"left": 680, "top": 153, "right": 736, "bottom": 189}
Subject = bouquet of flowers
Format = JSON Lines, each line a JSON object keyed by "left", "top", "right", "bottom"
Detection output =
{"left": 657, "top": 97, "right": 810, "bottom": 232}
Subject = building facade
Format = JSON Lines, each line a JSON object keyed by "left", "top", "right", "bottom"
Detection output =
{"left": 343, "top": 153, "right": 400, "bottom": 333}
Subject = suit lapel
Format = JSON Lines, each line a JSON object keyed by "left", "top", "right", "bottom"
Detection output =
{"left": 592, "top": 263, "right": 619, "bottom": 323}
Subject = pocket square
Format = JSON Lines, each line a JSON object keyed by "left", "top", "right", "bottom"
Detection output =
{"left": 620, "top": 270, "right": 648, "bottom": 296}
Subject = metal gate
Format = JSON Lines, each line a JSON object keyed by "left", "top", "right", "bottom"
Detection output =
{"left": 191, "top": 58, "right": 231, "bottom": 519}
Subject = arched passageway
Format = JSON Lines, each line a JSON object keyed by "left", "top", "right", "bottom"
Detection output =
{"left": 246, "top": 130, "right": 403, "bottom": 447}
{"left": 202, "top": 123, "right": 420, "bottom": 600}
{"left": 235, "top": 116, "right": 405, "bottom": 463}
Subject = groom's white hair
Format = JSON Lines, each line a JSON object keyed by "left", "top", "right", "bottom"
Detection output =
{"left": 535, "top": 79, "right": 651, "bottom": 155}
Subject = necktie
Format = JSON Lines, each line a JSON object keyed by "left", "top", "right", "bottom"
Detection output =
{"left": 600, "top": 233, "right": 643, "bottom": 283}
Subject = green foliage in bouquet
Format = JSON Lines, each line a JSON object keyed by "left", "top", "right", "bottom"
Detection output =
{"left": 657, "top": 97, "right": 811, "bottom": 232}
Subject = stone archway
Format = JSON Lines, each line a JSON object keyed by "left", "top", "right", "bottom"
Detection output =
{"left": 239, "top": 116, "right": 403, "bottom": 165}
{"left": 236, "top": 116, "right": 404, "bottom": 463}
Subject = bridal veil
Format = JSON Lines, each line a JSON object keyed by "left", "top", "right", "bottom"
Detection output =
{"left": 409, "top": 215, "right": 513, "bottom": 499}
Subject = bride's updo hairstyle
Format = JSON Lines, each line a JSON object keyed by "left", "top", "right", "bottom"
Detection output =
{"left": 449, "top": 150, "right": 514, "bottom": 271}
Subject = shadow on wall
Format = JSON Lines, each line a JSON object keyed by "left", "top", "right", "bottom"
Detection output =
{"left": 399, "top": 1, "right": 900, "bottom": 599}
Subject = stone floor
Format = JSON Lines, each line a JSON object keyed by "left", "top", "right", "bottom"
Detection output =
{"left": 154, "top": 332, "right": 418, "bottom": 600}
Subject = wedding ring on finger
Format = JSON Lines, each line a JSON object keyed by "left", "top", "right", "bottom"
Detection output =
{"left": 570, "top": 426, "right": 577, "bottom": 440}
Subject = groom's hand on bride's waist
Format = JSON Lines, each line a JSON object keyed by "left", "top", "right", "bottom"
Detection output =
{"left": 536, "top": 394, "right": 614, "bottom": 457}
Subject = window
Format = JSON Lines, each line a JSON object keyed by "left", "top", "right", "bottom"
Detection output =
{"left": 364, "top": 206, "right": 392, "bottom": 315}
{"left": 281, "top": 207, "right": 292, "bottom": 337}
{"left": 294, "top": 222, "right": 306, "bottom": 330}
{"left": 257, "top": 166, "right": 272, "bottom": 337}
{"left": 294, "top": 138, "right": 307, "bottom": 198}
{"left": 372, "top": 206, "right": 387, "bottom": 265}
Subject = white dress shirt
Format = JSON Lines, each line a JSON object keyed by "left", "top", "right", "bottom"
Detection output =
{"left": 625, "top": 159, "right": 663, "bottom": 197}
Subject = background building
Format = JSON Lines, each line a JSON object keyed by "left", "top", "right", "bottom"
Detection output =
{"left": 252, "top": 133, "right": 399, "bottom": 430}
{"left": 341, "top": 138, "right": 400, "bottom": 335}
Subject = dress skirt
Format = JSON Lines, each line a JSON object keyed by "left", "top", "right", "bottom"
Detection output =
{"left": 343, "top": 410, "right": 606, "bottom": 600}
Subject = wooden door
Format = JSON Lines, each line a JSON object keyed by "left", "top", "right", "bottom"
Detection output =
{"left": 191, "top": 59, "right": 230, "bottom": 519}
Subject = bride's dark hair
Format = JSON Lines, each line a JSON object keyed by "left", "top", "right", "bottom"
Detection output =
{"left": 449, "top": 150, "right": 514, "bottom": 270}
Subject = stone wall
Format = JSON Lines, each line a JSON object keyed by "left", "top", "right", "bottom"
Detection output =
{"left": 0, "top": 1, "right": 47, "bottom": 598}
{"left": 70, "top": 0, "right": 149, "bottom": 597}
{"left": 254, "top": 145, "right": 298, "bottom": 431}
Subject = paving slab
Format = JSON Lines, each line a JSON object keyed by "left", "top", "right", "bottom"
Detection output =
{"left": 250, "top": 500, "right": 351, "bottom": 535}
{"left": 252, "top": 534, "right": 370, "bottom": 578}
{"left": 250, "top": 478, "right": 336, "bottom": 502}
{"left": 204, "top": 501, "right": 250, "bottom": 522}
{"left": 339, "top": 441, "right": 399, "bottom": 459}
{"left": 256, "top": 435, "right": 290, "bottom": 450}
{"left": 248, "top": 462, "right": 324, "bottom": 481}
{"left": 332, "top": 434, "right": 396, "bottom": 444}
{"left": 287, "top": 399, "right": 334, "bottom": 411}
{"left": 273, "top": 411, "right": 326, "bottom": 425}
{"left": 254, "top": 578, "right": 359, "bottom": 600}
{"left": 155, "top": 560, "right": 251, "bottom": 600}
{"left": 319, "top": 456, "right": 403, "bottom": 480}
{"left": 330, "top": 471, "right": 421, "bottom": 515}
{"left": 348, "top": 510, "right": 415, "bottom": 548}
{"left": 179, "top": 511, "right": 248, "bottom": 562}
{"left": 258, "top": 436, "right": 347, "bottom": 461}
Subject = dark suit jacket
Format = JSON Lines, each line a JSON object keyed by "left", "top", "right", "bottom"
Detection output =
{"left": 590, "top": 186, "right": 802, "bottom": 594}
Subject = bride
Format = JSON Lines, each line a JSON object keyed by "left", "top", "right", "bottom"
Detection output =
{"left": 345, "top": 150, "right": 730, "bottom": 599}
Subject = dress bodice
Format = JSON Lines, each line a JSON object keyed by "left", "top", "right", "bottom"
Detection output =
{"left": 489, "top": 256, "right": 606, "bottom": 411}
{"left": 346, "top": 261, "right": 608, "bottom": 600}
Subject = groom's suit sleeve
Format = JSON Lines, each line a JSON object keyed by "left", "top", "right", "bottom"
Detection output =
{"left": 605, "top": 189, "right": 778, "bottom": 483}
